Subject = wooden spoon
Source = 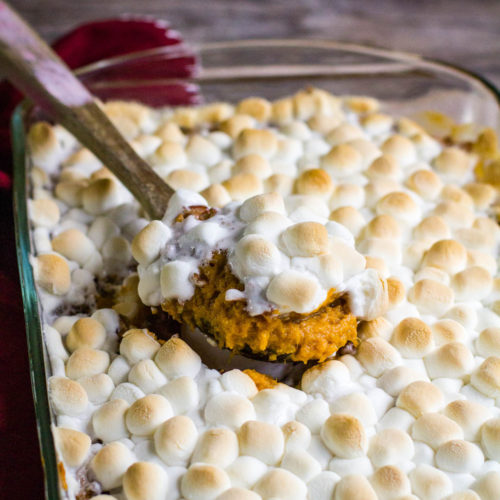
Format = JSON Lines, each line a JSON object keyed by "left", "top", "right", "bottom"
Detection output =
{"left": 0, "top": 1, "right": 174, "bottom": 220}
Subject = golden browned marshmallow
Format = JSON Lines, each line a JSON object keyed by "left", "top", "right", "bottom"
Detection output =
{"left": 119, "top": 329, "right": 160, "bottom": 365}
{"left": 154, "top": 416, "right": 197, "bottom": 467}
{"left": 347, "top": 138, "right": 381, "bottom": 165}
{"left": 451, "top": 266, "right": 493, "bottom": 301}
{"left": 330, "top": 183, "right": 365, "bottom": 210}
{"left": 65, "top": 317, "right": 106, "bottom": 352}
{"left": 254, "top": 468, "right": 306, "bottom": 500}
{"left": 66, "top": 347, "right": 109, "bottom": 380}
{"left": 103, "top": 100, "right": 154, "bottom": 134}
{"left": 126, "top": 394, "right": 173, "bottom": 436}
{"left": 280, "top": 449, "right": 321, "bottom": 483}
{"left": 181, "top": 463, "right": 230, "bottom": 500}
{"left": 477, "top": 328, "right": 500, "bottom": 358}
{"left": 376, "top": 191, "right": 420, "bottom": 225}
{"left": 471, "top": 357, "right": 500, "bottom": 397}
{"left": 82, "top": 373, "right": 113, "bottom": 403}
{"left": 473, "top": 471, "right": 500, "bottom": 500}
{"left": 474, "top": 216, "right": 500, "bottom": 239}
{"left": 411, "top": 412, "right": 464, "bottom": 449}
{"left": 131, "top": 221, "right": 171, "bottom": 267}
{"left": 464, "top": 182, "right": 497, "bottom": 209}
{"left": 54, "top": 179, "right": 86, "bottom": 206}
{"left": 444, "top": 399, "right": 491, "bottom": 441}
{"left": 90, "top": 167, "right": 115, "bottom": 182}
{"left": 321, "top": 413, "right": 367, "bottom": 458}
{"left": 51, "top": 228, "right": 96, "bottom": 266}
{"left": 329, "top": 206, "right": 365, "bottom": 236}
{"left": 396, "top": 117, "right": 425, "bottom": 136}
{"left": 326, "top": 123, "right": 364, "bottom": 146}
{"left": 122, "top": 462, "right": 169, "bottom": 500}
{"left": 441, "top": 185, "right": 474, "bottom": 209}
{"left": 368, "top": 428, "right": 414, "bottom": 467}
{"left": 166, "top": 169, "right": 209, "bottom": 192}
{"left": 238, "top": 420, "right": 284, "bottom": 465}
{"left": 408, "top": 279, "right": 454, "bottom": 316}
{"left": 280, "top": 222, "right": 329, "bottom": 257}
{"left": 282, "top": 420, "right": 311, "bottom": 452}
{"left": 92, "top": 398, "right": 129, "bottom": 442}
{"left": 381, "top": 134, "right": 416, "bottom": 166}
{"left": 34, "top": 253, "right": 71, "bottom": 295}
{"left": 456, "top": 227, "right": 496, "bottom": 252}
{"left": 320, "top": 144, "right": 363, "bottom": 178}
{"left": 361, "top": 112, "right": 393, "bottom": 134}
{"left": 396, "top": 381, "right": 444, "bottom": 417}
{"left": 27, "top": 121, "right": 62, "bottom": 167}
{"left": 294, "top": 169, "right": 334, "bottom": 199}
{"left": 406, "top": 169, "right": 443, "bottom": 200}
{"left": 413, "top": 216, "right": 451, "bottom": 244}
{"left": 53, "top": 427, "right": 91, "bottom": 467}
{"left": 435, "top": 439, "right": 484, "bottom": 473}
{"left": 480, "top": 418, "right": 500, "bottom": 461}
{"left": 357, "top": 317, "right": 393, "bottom": 341}
{"left": 82, "top": 178, "right": 123, "bottom": 215}
{"left": 444, "top": 492, "right": 480, "bottom": 500}
{"left": 365, "top": 256, "right": 388, "bottom": 277}
{"left": 364, "top": 214, "right": 402, "bottom": 240}
{"left": 154, "top": 336, "right": 201, "bottom": 379}
{"left": 192, "top": 427, "right": 239, "bottom": 468}
{"left": 424, "top": 341, "right": 474, "bottom": 378}
{"left": 433, "top": 147, "right": 471, "bottom": 179}
{"left": 219, "top": 114, "right": 256, "bottom": 139}
{"left": 307, "top": 113, "right": 343, "bottom": 135}
{"left": 366, "top": 154, "right": 401, "bottom": 181}
{"left": 233, "top": 128, "right": 278, "bottom": 159}
{"left": 391, "top": 318, "right": 434, "bottom": 358}
{"left": 357, "top": 337, "right": 401, "bottom": 376}
{"left": 239, "top": 192, "right": 286, "bottom": 222}
{"left": 271, "top": 97, "right": 294, "bottom": 124}
{"left": 222, "top": 173, "right": 263, "bottom": 201}
{"left": 433, "top": 201, "right": 474, "bottom": 230}
{"left": 198, "top": 102, "right": 234, "bottom": 124}
{"left": 49, "top": 376, "right": 88, "bottom": 416}
{"left": 431, "top": 319, "right": 466, "bottom": 346}
{"left": 200, "top": 184, "right": 231, "bottom": 208}
{"left": 409, "top": 464, "right": 453, "bottom": 500}
{"left": 90, "top": 441, "right": 136, "bottom": 490}
{"left": 29, "top": 198, "right": 60, "bottom": 228}
{"left": 233, "top": 154, "right": 272, "bottom": 179}
{"left": 423, "top": 239, "right": 467, "bottom": 274}
{"left": 415, "top": 267, "right": 450, "bottom": 287}
{"left": 344, "top": 95, "right": 380, "bottom": 113}
{"left": 334, "top": 474, "right": 377, "bottom": 500}
{"left": 364, "top": 179, "right": 401, "bottom": 208}
{"left": 386, "top": 277, "right": 405, "bottom": 309}
{"left": 151, "top": 141, "right": 187, "bottom": 169}
{"left": 371, "top": 465, "right": 411, "bottom": 499}
{"left": 154, "top": 121, "right": 185, "bottom": 143}
{"left": 236, "top": 97, "right": 271, "bottom": 122}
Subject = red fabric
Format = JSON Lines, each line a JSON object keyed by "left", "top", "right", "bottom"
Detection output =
{"left": 0, "top": 18, "right": 196, "bottom": 497}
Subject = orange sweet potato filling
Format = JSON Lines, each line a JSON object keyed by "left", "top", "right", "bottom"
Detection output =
{"left": 243, "top": 369, "right": 278, "bottom": 390}
{"left": 162, "top": 252, "right": 357, "bottom": 363}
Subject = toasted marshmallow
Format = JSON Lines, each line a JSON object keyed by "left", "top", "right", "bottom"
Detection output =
{"left": 444, "top": 492, "right": 480, "bottom": 500}
{"left": 53, "top": 427, "right": 91, "bottom": 467}
{"left": 378, "top": 365, "right": 427, "bottom": 397}
{"left": 301, "top": 359, "right": 350, "bottom": 399}
{"left": 280, "top": 221, "right": 329, "bottom": 258}
{"left": 234, "top": 128, "right": 278, "bottom": 159}
{"left": 220, "top": 114, "right": 256, "bottom": 138}
{"left": 128, "top": 359, "right": 167, "bottom": 394}
{"left": 357, "top": 337, "right": 401, "bottom": 377}
{"left": 387, "top": 277, "right": 406, "bottom": 309}
{"left": 381, "top": 134, "right": 417, "bottom": 166}
{"left": 434, "top": 201, "right": 475, "bottom": 230}
{"left": 225, "top": 455, "right": 267, "bottom": 489}
{"left": 391, "top": 318, "right": 434, "bottom": 358}
{"left": 472, "top": 471, "right": 500, "bottom": 500}
{"left": 154, "top": 415, "right": 198, "bottom": 466}
{"left": 329, "top": 206, "right": 365, "bottom": 236}
{"left": 223, "top": 173, "right": 263, "bottom": 201}
{"left": 233, "top": 154, "right": 272, "bottom": 179}
{"left": 329, "top": 184, "right": 366, "bottom": 211}
{"left": 29, "top": 198, "right": 61, "bottom": 228}
{"left": 280, "top": 449, "right": 321, "bottom": 482}
{"left": 363, "top": 215, "right": 401, "bottom": 241}
{"left": 65, "top": 317, "right": 106, "bottom": 352}
{"left": 119, "top": 329, "right": 160, "bottom": 365}
{"left": 477, "top": 328, "right": 500, "bottom": 358}
{"left": 413, "top": 216, "right": 451, "bottom": 244}
{"left": 204, "top": 392, "right": 256, "bottom": 429}
{"left": 364, "top": 179, "right": 401, "bottom": 208}
{"left": 481, "top": 418, "right": 500, "bottom": 461}
{"left": 236, "top": 97, "right": 271, "bottom": 122}
{"left": 326, "top": 123, "right": 364, "bottom": 146}
{"left": 435, "top": 439, "right": 483, "bottom": 473}
{"left": 334, "top": 474, "right": 377, "bottom": 500}
{"left": 368, "top": 428, "right": 414, "bottom": 467}
{"left": 186, "top": 135, "right": 221, "bottom": 167}
{"left": 357, "top": 317, "right": 393, "bottom": 341}
{"left": 471, "top": 357, "right": 500, "bottom": 397}
{"left": 321, "top": 413, "right": 367, "bottom": 458}
{"left": 411, "top": 412, "right": 464, "bottom": 448}
{"left": 464, "top": 182, "right": 497, "bottom": 209}
{"left": 92, "top": 398, "right": 129, "bottom": 442}
{"left": 166, "top": 169, "right": 209, "bottom": 192}
{"left": 79, "top": 373, "right": 114, "bottom": 403}
{"left": 199, "top": 184, "right": 231, "bottom": 208}
{"left": 408, "top": 279, "right": 454, "bottom": 316}
{"left": 151, "top": 141, "right": 187, "bottom": 170}
{"left": 406, "top": 169, "right": 443, "bottom": 200}
{"left": 48, "top": 376, "right": 88, "bottom": 416}
{"left": 154, "top": 121, "right": 185, "bottom": 143}
{"left": 82, "top": 178, "right": 126, "bottom": 215}
{"left": 122, "top": 461, "right": 169, "bottom": 500}
{"left": 131, "top": 221, "right": 171, "bottom": 267}
{"left": 376, "top": 192, "right": 420, "bottom": 226}
{"left": 452, "top": 266, "right": 493, "bottom": 301}
{"left": 330, "top": 393, "right": 377, "bottom": 427}
{"left": 253, "top": 468, "right": 307, "bottom": 500}
{"left": 321, "top": 144, "right": 363, "bottom": 178}
{"left": 34, "top": 253, "right": 71, "bottom": 295}
{"left": 154, "top": 337, "right": 201, "bottom": 379}
{"left": 444, "top": 399, "right": 491, "bottom": 441}
{"left": 294, "top": 399, "right": 329, "bottom": 433}
{"left": 65, "top": 347, "right": 109, "bottom": 380}
{"left": 434, "top": 147, "right": 471, "bottom": 179}
{"left": 216, "top": 487, "right": 260, "bottom": 500}
{"left": 220, "top": 370, "right": 258, "bottom": 398}
{"left": 181, "top": 463, "right": 230, "bottom": 500}
{"left": 424, "top": 342, "right": 474, "bottom": 379}
{"left": 90, "top": 441, "right": 135, "bottom": 490}
{"left": 282, "top": 420, "right": 312, "bottom": 451}
{"left": 294, "top": 168, "right": 335, "bottom": 198}
{"left": 238, "top": 193, "right": 285, "bottom": 223}
{"left": 307, "top": 113, "right": 343, "bottom": 134}
{"left": 237, "top": 420, "right": 284, "bottom": 465}
{"left": 409, "top": 465, "right": 453, "bottom": 500}
{"left": 159, "top": 376, "right": 199, "bottom": 414}
{"left": 192, "top": 427, "right": 239, "bottom": 468}
{"left": 366, "top": 155, "right": 400, "bottom": 181}
{"left": 396, "top": 381, "right": 444, "bottom": 417}
{"left": 371, "top": 465, "right": 411, "bottom": 499}
{"left": 126, "top": 394, "right": 173, "bottom": 436}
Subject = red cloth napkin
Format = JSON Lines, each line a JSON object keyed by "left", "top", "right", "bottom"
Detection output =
{"left": 0, "top": 17, "right": 197, "bottom": 497}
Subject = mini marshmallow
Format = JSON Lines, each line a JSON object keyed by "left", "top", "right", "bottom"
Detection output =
{"left": 233, "top": 154, "right": 272, "bottom": 179}
{"left": 409, "top": 465, "right": 453, "bottom": 500}
{"left": 472, "top": 471, "right": 500, "bottom": 500}
{"left": 445, "top": 491, "right": 480, "bottom": 500}
{"left": 253, "top": 468, "right": 307, "bottom": 500}
{"left": 326, "top": 123, "right": 365, "bottom": 146}
{"left": 204, "top": 392, "right": 256, "bottom": 429}
{"left": 334, "top": 474, "right": 377, "bottom": 500}
{"left": 282, "top": 420, "right": 311, "bottom": 451}
{"left": 320, "top": 144, "right": 363, "bottom": 178}
{"left": 330, "top": 183, "right": 366, "bottom": 210}
{"left": 411, "top": 412, "right": 464, "bottom": 448}
{"left": 391, "top": 317, "right": 434, "bottom": 358}
{"left": 66, "top": 347, "right": 109, "bottom": 380}
{"left": 408, "top": 279, "right": 454, "bottom": 316}
{"left": 238, "top": 420, "right": 284, "bottom": 465}
{"left": 294, "top": 169, "right": 335, "bottom": 199}
{"left": 154, "top": 337, "right": 201, "bottom": 379}
{"left": 166, "top": 169, "right": 209, "bottom": 192}
{"left": 79, "top": 373, "right": 114, "bottom": 403}
{"left": 376, "top": 191, "right": 421, "bottom": 226}
{"left": 308, "top": 113, "right": 343, "bottom": 134}
{"left": 90, "top": 441, "right": 135, "bottom": 490}
{"left": 222, "top": 173, "right": 263, "bottom": 201}
{"left": 155, "top": 121, "right": 185, "bottom": 143}
{"left": 371, "top": 465, "right": 411, "bottom": 499}
{"left": 357, "top": 317, "right": 393, "bottom": 341}
{"left": 396, "top": 381, "right": 444, "bottom": 417}
{"left": 356, "top": 337, "right": 401, "bottom": 377}
{"left": 225, "top": 456, "right": 267, "bottom": 489}
{"left": 53, "top": 427, "right": 91, "bottom": 467}
{"left": 413, "top": 216, "right": 451, "bottom": 244}
{"left": 237, "top": 97, "right": 271, "bottom": 122}
{"left": 368, "top": 428, "right": 414, "bottom": 467}
{"left": 216, "top": 488, "right": 260, "bottom": 500}
{"left": 307, "top": 471, "right": 339, "bottom": 500}
{"left": 424, "top": 342, "right": 474, "bottom": 379}
{"left": 128, "top": 359, "right": 167, "bottom": 394}
{"left": 481, "top": 418, "right": 500, "bottom": 461}
{"left": 122, "top": 461, "right": 169, "bottom": 500}
{"left": 233, "top": 235, "right": 283, "bottom": 278}
{"left": 186, "top": 135, "right": 221, "bottom": 166}
{"left": 380, "top": 134, "right": 417, "bottom": 166}
{"left": 477, "top": 328, "right": 500, "bottom": 358}
{"left": 378, "top": 365, "right": 427, "bottom": 397}
{"left": 280, "top": 221, "right": 329, "bottom": 258}
{"left": 321, "top": 413, "right": 367, "bottom": 458}
{"left": 301, "top": 359, "right": 351, "bottom": 400}
{"left": 281, "top": 448, "right": 321, "bottom": 482}
{"left": 464, "top": 182, "right": 497, "bottom": 209}
{"left": 65, "top": 317, "right": 106, "bottom": 352}
{"left": 158, "top": 376, "right": 199, "bottom": 414}
{"left": 329, "top": 206, "right": 365, "bottom": 236}
{"left": 218, "top": 370, "right": 257, "bottom": 399}
{"left": 220, "top": 114, "right": 256, "bottom": 139}
{"left": 434, "top": 201, "right": 475, "bottom": 230}
{"left": 82, "top": 178, "right": 126, "bottom": 215}
{"left": 434, "top": 147, "right": 471, "bottom": 179}
{"left": 431, "top": 319, "right": 466, "bottom": 346}
{"left": 444, "top": 399, "right": 492, "bottom": 441}
{"left": 293, "top": 399, "right": 329, "bottom": 433}
{"left": 200, "top": 184, "right": 232, "bottom": 208}
{"left": 154, "top": 415, "right": 198, "bottom": 466}
{"left": 92, "top": 398, "right": 129, "bottom": 442}
{"left": 181, "top": 463, "right": 230, "bottom": 500}
{"left": 29, "top": 198, "right": 60, "bottom": 228}
{"left": 192, "top": 427, "right": 239, "bottom": 468}
{"left": 435, "top": 439, "right": 484, "bottom": 473}
{"left": 34, "top": 253, "right": 71, "bottom": 295}
{"left": 126, "top": 394, "right": 173, "bottom": 436}
{"left": 233, "top": 128, "right": 278, "bottom": 159}
{"left": 131, "top": 221, "right": 171, "bottom": 267}
{"left": 330, "top": 392, "right": 377, "bottom": 427}
{"left": 471, "top": 357, "right": 500, "bottom": 397}
{"left": 452, "top": 266, "right": 493, "bottom": 301}
{"left": 406, "top": 169, "right": 443, "bottom": 200}
{"left": 119, "top": 329, "right": 160, "bottom": 365}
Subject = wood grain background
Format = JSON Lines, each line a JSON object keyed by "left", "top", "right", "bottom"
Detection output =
{"left": 9, "top": 0, "right": 500, "bottom": 87}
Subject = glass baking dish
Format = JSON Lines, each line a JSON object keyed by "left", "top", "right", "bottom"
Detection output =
{"left": 12, "top": 39, "right": 500, "bottom": 499}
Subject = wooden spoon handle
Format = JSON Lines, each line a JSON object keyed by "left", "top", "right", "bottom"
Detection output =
{"left": 0, "top": 1, "right": 174, "bottom": 220}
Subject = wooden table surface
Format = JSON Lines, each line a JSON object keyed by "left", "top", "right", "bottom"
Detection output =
{"left": 9, "top": 0, "right": 500, "bottom": 88}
